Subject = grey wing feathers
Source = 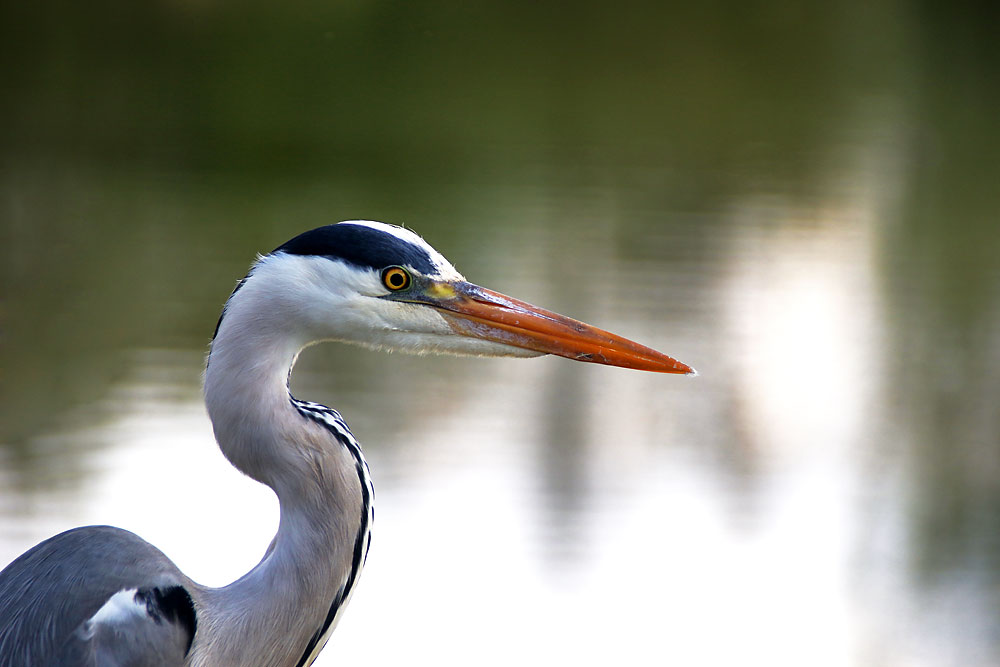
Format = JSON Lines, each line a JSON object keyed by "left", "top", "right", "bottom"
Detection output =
{"left": 0, "top": 526, "right": 197, "bottom": 666}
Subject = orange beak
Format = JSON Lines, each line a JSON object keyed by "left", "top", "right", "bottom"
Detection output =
{"left": 417, "top": 281, "right": 695, "bottom": 375}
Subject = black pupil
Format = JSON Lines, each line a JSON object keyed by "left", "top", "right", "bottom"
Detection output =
{"left": 388, "top": 271, "right": 405, "bottom": 288}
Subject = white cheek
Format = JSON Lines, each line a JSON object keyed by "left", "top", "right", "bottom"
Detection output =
{"left": 235, "top": 253, "right": 539, "bottom": 359}
{"left": 363, "top": 301, "right": 453, "bottom": 345}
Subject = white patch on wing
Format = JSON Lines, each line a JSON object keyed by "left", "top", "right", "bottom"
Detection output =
{"left": 88, "top": 588, "right": 145, "bottom": 626}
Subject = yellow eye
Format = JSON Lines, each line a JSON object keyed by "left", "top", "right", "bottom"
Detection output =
{"left": 381, "top": 266, "right": 411, "bottom": 291}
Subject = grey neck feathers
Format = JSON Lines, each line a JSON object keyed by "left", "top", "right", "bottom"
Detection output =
{"left": 198, "top": 282, "right": 366, "bottom": 666}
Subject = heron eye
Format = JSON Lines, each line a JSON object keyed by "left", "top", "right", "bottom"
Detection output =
{"left": 381, "top": 266, "right": 412, "bottom": 291}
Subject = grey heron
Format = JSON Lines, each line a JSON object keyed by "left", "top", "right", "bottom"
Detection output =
{"left": 0, "top": 221, "right": 694, "bottom": 666}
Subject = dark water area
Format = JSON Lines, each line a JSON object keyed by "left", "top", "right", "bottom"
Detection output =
{"left": 2, "top": 3, "right": 999, "bottom": 665}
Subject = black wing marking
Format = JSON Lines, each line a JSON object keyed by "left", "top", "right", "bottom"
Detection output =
{"left": 63, "top": 585, "right": 197, "bottom": 666}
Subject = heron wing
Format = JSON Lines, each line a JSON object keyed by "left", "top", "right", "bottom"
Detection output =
{"left": 0, "top": 525, "right": 197, "bottom": 667}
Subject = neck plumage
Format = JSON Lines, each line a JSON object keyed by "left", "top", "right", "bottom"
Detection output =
{"left": 196, "top": 283, "right": 371, "bottom": 666}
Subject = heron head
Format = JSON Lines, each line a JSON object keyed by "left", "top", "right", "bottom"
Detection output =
{"left": 217, "top": 221, "right": 694, "bottom": 375}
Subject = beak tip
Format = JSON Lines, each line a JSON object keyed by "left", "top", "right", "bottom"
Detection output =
{"left": 662, "top": 357, "right": 696, "bottom": 376}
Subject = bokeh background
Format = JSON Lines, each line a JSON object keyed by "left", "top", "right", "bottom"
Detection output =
{"left": 2, "top": 2, "right": 999, "bottom": 665}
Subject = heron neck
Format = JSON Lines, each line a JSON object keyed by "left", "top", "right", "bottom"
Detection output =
{"left": 199, "top": 296, "right": 368, "bottom": 665}
{"left": 203, "top": 295, "right": 309, "bottom": 489}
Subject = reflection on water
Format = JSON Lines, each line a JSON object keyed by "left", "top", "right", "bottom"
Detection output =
{"left": 2, "top": 2, "right": 1000, "bottom": 666}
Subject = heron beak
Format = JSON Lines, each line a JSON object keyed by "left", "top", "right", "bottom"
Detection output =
{"left": 418, "top": 281, "right": 695, "bottom": 375}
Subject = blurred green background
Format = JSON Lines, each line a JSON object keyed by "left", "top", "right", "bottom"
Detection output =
{"left": 1, "top": 2, "right": 999, "bottom": 665}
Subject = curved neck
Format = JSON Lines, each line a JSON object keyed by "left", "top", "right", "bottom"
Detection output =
{"left": 197, "top": 285, "right": 369, "bottom": 666}
{"left": 204, "top": 307, "right": 303, "bottom": 492}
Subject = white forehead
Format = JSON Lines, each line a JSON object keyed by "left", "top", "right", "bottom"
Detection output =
{"left": 340, "top": 220, "right": 464, "bottom": 280}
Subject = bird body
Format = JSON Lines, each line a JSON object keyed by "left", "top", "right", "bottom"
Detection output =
{"left": 0, "top": 526, "right": 194, "bottom": 665}
{"left": 0, "top": 221, "right": 693, "bottom": 665}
